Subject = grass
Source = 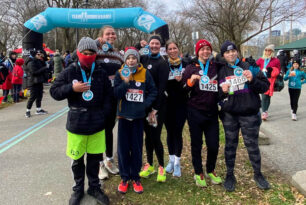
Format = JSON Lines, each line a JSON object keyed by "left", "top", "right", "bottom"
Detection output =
{"left": 103, "top": 122, "right": 306, "bottom": 205}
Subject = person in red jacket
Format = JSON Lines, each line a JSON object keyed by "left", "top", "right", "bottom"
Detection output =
{"left": 12, "top": 58, "right": 24, "bottom": 103}
{"left": 256, "top": 44, "right": 280, "bottom": 120}
{"left": 2, "top": 68, "right": 12, "bottom": 103}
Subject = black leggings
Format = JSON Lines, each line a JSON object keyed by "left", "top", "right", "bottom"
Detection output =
{"left": 144, "top": 104, "right": 166, "bottom": 167}
{"left": 27, "top": 83, "right": 43, "bottom": 109}
{"left": 104, "top": 102, "right": 117, "bottom": 158}
{"left": 187, "top": 106, "right": 219, "bottom": 174}
{"left": 289, "top": 88, "right": 301, "bottom": 114}
{"left": 164, "top": 102, "right": 187, "bottom": 157}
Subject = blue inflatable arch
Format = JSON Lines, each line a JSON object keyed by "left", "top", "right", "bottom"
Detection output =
{"left": 23, "top": 7, "right": 169, "bottom": 52}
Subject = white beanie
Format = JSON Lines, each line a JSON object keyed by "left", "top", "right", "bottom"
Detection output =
{"left": 265, "top": 44, "right": 275, "bottom": 52}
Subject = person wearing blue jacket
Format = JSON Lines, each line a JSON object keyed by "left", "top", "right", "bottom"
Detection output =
{"left": 114, "top": 47, "right": 157, "bottom": 194}
{"left": 284, "top": 58, "right": 306, "bottom": 121}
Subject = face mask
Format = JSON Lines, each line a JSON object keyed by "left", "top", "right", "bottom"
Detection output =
{"left": 77, "top": 50, "right": 96, "bottom": 69}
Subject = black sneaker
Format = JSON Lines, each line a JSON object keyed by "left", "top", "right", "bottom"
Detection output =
{"left": 254, "top": 173, "right": 271, "bottom": 190}
{"left": 35, "top": 109, "right": 48, "bottom": 115}
{"left": 87, "top": 187, "right": 109, "bottom": 205}
{"left": 25, "top": 111, "right": 31, "bottom": 118}
{"left": 69, "top": 190, "right": 84, "bottom": 205}
{"left": 224, "top": 174, "right": 237, "bottom": 192}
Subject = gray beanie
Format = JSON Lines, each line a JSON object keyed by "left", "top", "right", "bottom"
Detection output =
{"left": 124, "top": 48, "right": 140, "bottom": 63}
{"left": 77, "top": 37, "right": 98, "bottom": 53}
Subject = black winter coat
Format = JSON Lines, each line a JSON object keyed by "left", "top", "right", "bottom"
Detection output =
{"left": 25, "top": 57, "right": 48, "bottom": 87}
{"left": 50, "top": 62, "right": 112, "bottom": 135}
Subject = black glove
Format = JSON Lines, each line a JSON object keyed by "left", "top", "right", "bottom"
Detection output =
{"left": 266, "top": 67, "right": 272, "bottom": 78}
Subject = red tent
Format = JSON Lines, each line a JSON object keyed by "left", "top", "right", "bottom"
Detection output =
{"left": 13, "top": 47, "right": 55, "bottom": 54}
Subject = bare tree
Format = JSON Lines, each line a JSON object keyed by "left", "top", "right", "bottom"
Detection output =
{"left": 182, "top": 0, "right": 306, "bottom": 52}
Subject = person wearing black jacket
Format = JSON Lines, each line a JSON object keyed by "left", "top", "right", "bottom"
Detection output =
{"left": 139, "top": 35, "right": 169, "bottom": 183}
{"left": 50, "top": 37, "right": 111, "bottom": 205}
{"left": 25, "top": 50, "right": 48, "bottom": 118}
{"left": 218, "top": 40, "right": 270, "bottom": 192}
{"left": 164, "top": 40, "right": 189, "bottom": 178}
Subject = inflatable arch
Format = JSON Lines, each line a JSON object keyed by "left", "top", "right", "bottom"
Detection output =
{"left": 23, "top": 7, "right": 169, "bottom": 54}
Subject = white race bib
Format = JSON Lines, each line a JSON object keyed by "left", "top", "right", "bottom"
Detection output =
{"left": 199, "top": 80, "right": 218, "bottom": 92}
{"left": 126, "top": 89, "right": 144, "bottom": 102}
{"left": 226, "top": 75, "right": 247, "bottom": 86}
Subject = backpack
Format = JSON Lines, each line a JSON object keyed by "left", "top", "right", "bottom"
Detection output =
{"left": 0, "top": 63, "right": 8, "bottom": 84}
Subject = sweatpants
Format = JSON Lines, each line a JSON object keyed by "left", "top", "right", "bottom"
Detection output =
{"left": 164, "top": 102, "right": 187, "bottom": 157}
{"left": 187, "top": 106, "right": 219, "bottom": 175}
{"left": 261, "top": 94, "right": 271, "bottom": 112}
{"left": 220, "top": 112, "right": 262, "bottom": 175}
{"left": 117, "top": 118, "right": 143, "bottom": 182}
{"left": 289, "top": 88, "right": 301, "bottom": 114}
{"left": 26, "top": 83, "right": 43, "bottom": 109}
{"left": 13, "top": 84, "right": 22, "bottom": 102}
{"left": 144, "top": 104, "right": 166, "bottom": 167}
{"left": 104, "top": 101, "right": 117, "bottom": 159}
{"left": 71, "top": 153, "right": 102, "bottom": 191}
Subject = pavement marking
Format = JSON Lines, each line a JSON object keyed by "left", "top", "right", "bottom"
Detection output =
{"left": 0, "top": 107, "right": 69, "bottom": 155}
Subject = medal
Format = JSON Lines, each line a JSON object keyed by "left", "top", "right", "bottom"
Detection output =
{"left": 121, "top": 67, "right": 131, "bottom": 78}
{"left": 102, "top": 43, "right": 109, "bottom": 52}
{"left": 234, "top": 67, "right": 243, "bottom": 77}
{"left": 201, "top": 75, "right": 210, "bottom": 84}
{"left": 82, "top": 90, "right": 94, "bottom": 101}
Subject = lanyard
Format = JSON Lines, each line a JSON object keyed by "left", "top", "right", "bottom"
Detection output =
{"left": 78, "top": 62, "right": 95, "bottom": 86}
{"left": 198, "top": 59, "right": 210, "bottom": 76}
{"left": 168, "top": 59, "right": 183, "bottom": 73}
{"left": 264, "top": 58, "right": 270, "bottom": 69}
{"left": 229, "top": 58, "right": 240, "bottom": 69}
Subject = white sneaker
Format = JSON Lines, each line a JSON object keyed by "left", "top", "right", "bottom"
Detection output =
{"left": 104, "top": 159, "right": 119, "bottom": 175}
{"left": 292, "top": 113, "right": 297, "bottom": 121}
{"left": 98, "top": 163, "right": 109, "bottom": 180}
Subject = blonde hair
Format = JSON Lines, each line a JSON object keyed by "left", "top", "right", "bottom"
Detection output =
{"left": 98, "top": 25, "right": 115, "bottom": 37}
{"left": 262, "top": 50, "right": 274, "bottom": 59}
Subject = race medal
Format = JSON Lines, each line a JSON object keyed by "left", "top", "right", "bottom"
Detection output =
{"left": 168, "top": 71, "right": 175, "bottom": 80}
{"left": 174, "top": 69, "right": 181, "bottom": 77}
{"left": 199, "top": 80, "right": 218, "bottom": 92}
{"left": 104, "top": 58, "right": 110, "bottom": 63}
{"left": 102, "top": 44, "right": 109, "bottom": 52}
{"left": 140, "top": 47, "right": 150, "bottom": 55}
{"left": 234, "top": 67, "right": 243, "bottom": 77}
{"left": 200, "top": 75, "right": 210, "bottom": 84}
{"left": 82, "top": 90, "right": 94, "bottom": 101}
{"left": 147, "top": 64, "right": 152, "bottom": 69}
{"left": 125, "top": 89, "right": 144, "bottom": 102}
{"left": 121, "top": 67, "right": 131, "bottom": 78}
{"left": 199, "top": 70, "right": 204, "bottom": 75}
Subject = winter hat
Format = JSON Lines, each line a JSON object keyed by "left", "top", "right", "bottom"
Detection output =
{"left": 292, "top": 58, "right": 301, "bottom": 66}
{"left": 265, "top": 44, "right": 275, "bottom": 52}
{"left": 220, "top": 40, "right": 237, "bottom": 56}
{"left": 124, "top": 47, "right": 140, "bottom": 63}
{"left": 77, "top": 37, "right": 98, "bottom": 53}
{"left": 16, "top": 58, "right": 24, "bottom": 66}
{"left": 195, "top": 39, "right": 212, "bottom": 56}
{"left": 148, "top": 35, "right": 162, "bottom": 44}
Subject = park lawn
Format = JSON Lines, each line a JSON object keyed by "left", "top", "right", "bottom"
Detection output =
{"left": 104, "top": 122, "right": 305, "bottom": 205}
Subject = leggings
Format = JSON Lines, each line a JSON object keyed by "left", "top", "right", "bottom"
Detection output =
{"left": 261, "top": 94, "right": 271, "bottom": 112}
{"left": 289, "top": 88, "right": 301, "bottom": 114}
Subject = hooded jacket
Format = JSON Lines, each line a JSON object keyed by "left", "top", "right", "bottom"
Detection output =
{"left": 114, "top": 64, "right": 157, "bottom": 119}
{"left": 12, "top": 58, "right": 24, "bottom": 85}
{"left": 24, "top": 56, "right": 48, "bottom": 87}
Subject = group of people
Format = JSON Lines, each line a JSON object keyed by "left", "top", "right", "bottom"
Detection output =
{"left": 1, "top": 24, "right": 304, "bottom": 205}
{"left": 48, "top": 24, "right": 306, "bottom": 205}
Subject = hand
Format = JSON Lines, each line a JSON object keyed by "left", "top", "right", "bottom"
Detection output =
{"left": 97, "top": 37, "right": 106, "bottom": 45}
{"left": 149, "top": 109, "right": 158, "bottom": 123}
{"left": 221, "top": 83, "right": 231, "bottom": 93}
{"left": 243, "top": 70, "right": 253, "bottom": 82}
{"left": 175, "top": 76, "right": 182, "bottom": 82}
{"left": 122, "top": 76, "right": 130, "bottom": 83}
{"left": 140, "top": 40, "right": 148, "bottom": 48}
{"left": 72, "top": 81, "right": 90, "bottom": 92}
{"left": 289, "top": 71, "right": 296, "bottom": 77}
{"left": 190, "top": 74, "right": 201, "bottom": 83}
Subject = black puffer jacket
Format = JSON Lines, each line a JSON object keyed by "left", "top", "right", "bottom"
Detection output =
{"left": 50, "top": 62, "right": 112, "bottom": 135}
{"left": 25, "top": 57, "right": 48, "bottom": 87}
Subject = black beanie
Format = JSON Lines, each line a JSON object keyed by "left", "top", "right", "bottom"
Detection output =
{"left": 292, "top": 58, "right": 301, "bottom": 66}
{"left": 221, "top": 40, "right": 237, "bottom": 56}
{"left": 148, "top": 35, "right": 162, "bottom": 44}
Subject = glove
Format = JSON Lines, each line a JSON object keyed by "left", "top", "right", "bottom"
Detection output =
{"left": 266, "top": 67, "right": 272, "bottom": 78}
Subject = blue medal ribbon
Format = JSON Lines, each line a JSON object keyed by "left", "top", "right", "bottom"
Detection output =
{"left": 78, "top": 61, "right": 95, "bottom": 86}
{"left": 198, "top": 59, "right": 210, "bottom": 76}
{"left": 168, "top": 58, "right": 183, "bottom": 74}
{"left": 228, "top": 58, "right": 240, "bottom": 69}
{"left": 264, "top": 58, "right": 270, "bottom": 70}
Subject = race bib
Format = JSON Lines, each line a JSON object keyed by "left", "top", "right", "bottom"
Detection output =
{"left": 126, "top": 89, "right": 144, "bottom": 102}
{"left": 226, "top": 75, "right": 247, "bottom": 86}
{"left": 199, "top": 80, "right": 218, "bottom": 92}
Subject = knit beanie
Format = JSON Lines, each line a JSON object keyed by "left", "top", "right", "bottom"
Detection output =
{"left": 265, "top": 44, "right": 275, "bottom": 52}
{"left": 77, "top": 37, "right": 98, "bottom": 53}
{"left": 220, "top": 40, "right": 237, "bottom": 56}
{"left": 195, "top": 39, "right": 212, "bottom": 56}
{"left": 292, "top": 57, "right": 301, "bottom": 66}
{"left": 148, "top": 35, "right": 162, "bottom": 44}
{"left": 124, "top": 47, "right": 140, "bottom": 63}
